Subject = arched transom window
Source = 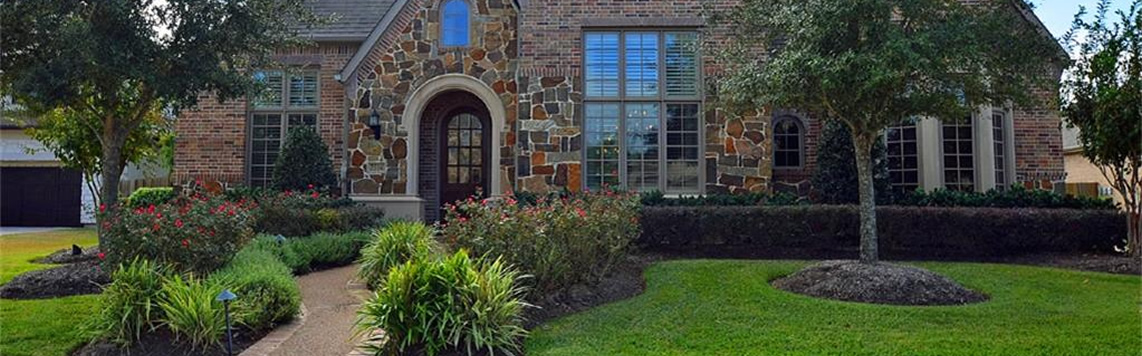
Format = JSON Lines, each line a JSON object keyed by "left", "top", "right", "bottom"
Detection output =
{"left": 773, "top": 116, "right": 804, "bottom": 168}
{"left": 441, "top": 0, "right": 470, "bottom": 47}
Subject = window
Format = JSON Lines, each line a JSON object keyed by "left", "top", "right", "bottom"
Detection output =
{"left": 886, "top": 122, "right": 920, "bottom": 194}
{"left": 772, "top": 116, "right": 804, "bottom": 168}
{"left": 942, "top": 117, "right": 975, "bottom": 192}
{"left": 441, "top": 0, "right": 469, "bottom": 47}
{"left": 992, "top": 111, "right": 1008, "bottom": 189}
{"left": 584, "top": 30, "right": 701, "bottom": 194}
{"left": 250, "top": 70, "right": 320, "bottom": 187}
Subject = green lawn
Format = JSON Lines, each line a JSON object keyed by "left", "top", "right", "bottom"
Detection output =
{"left": 527, "top": 260, "right": 1142, "bottom": 356}
{"left": 0, "top": 228, "right": 100, "bottom": 356}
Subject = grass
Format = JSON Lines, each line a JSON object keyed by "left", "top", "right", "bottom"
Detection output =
{"left": 1, "top": 228, "right": 98, "bottom": 284}
{"left": 0, "top": 228, "right": 100, "bottom": 356}
{"left": 527, "top": 260, "right": 1142, "bottom": 356}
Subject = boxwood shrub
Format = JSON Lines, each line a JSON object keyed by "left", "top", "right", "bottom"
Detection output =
{"left": 639, "top": 206, "right": 1127, "bottom": 258}
{"left": 125, "top": 187, "right": 176, "bottom": 209}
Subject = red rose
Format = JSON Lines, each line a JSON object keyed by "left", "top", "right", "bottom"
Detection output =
{"left": 311, "top": 192, "right": 319, "bottom": 198}
{"left": 99, "top": 204, "right": 106, "bottom": 213}
{"left": 181, "top": 239, "right": 189, "bottom": 247}
{"left": 97, "top": 252, "right": 106, "bottom": 260}
{"left": 307, "top": 184, "right": 314, "bottom": 189}
{"left": 175, "top": 219, "right": 184, "bottom": 228}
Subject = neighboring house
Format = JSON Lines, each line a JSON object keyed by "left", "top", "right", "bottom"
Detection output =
{"left": 0, "top": 115, "right": 88, "bottom": 227}
{"left": 1062, "top": 126, "right": 1123, "bottom": 206}
{"left": 174, "top": 0, "right": 1069, "bottom": 221}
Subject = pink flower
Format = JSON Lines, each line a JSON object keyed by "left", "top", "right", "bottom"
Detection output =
{"left": 97, "top": 252, "right": 106, "bottom": 260}
{"left": 458, "top": 217, "right": 468, "bottom": 223}
{"left": 174, "top": 219, "right": 184, "bottom": 228}
{"left": 312, "top": 192, "right": 319, "bottom": 198}
{"left": 576, "top": 208, "right": 587, "bottom": 218}
{"left": 99, "top": 204, "right": 106, "bottom": 213}
{"left": 147, "top": 205, "right": 155, "bottom": 214}
{"left": 181, "top": 239, "right": 190, "bottom": 248}
{"left": 152, "top": 223, "right": 161, "bottom": 232}
{"left": 307, "top": 184, "right": 315, "bottom": 189}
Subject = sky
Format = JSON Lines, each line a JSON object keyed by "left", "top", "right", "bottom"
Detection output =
{"left": 1030, "top": 0, "right": 1136, "bottom": 39}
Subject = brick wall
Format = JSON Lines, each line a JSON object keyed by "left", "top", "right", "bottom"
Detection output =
{"left": 173, "top": 43, "right": 354, "bottom": 186}
{"left": 1012, "top": 74, "right": 1067, "bottom": 184}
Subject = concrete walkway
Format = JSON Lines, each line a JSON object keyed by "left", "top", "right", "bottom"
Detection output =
{"left": 244, "top": 265, "right": 373, "bottom": 356}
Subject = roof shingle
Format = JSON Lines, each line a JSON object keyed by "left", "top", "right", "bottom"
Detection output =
{"left": 303, "top": 0, "right": 397, "bottom": 41}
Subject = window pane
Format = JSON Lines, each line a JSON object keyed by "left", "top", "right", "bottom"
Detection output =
{"left": 942, "top": 119, "right": 975, "bottom": 192}
{"left": 886, "top": 123, "right": 920, "bottom": 194}
{"left": 585, "top": 103, "right": 621, "bottom": 190}
{"left": 625, "top": 33, "right": 659, "bottom": 98}
{"left": 289, "top": 72, "right": 318, "bottom": 108}
{"left": 585, "top": 33, "right": 620, "bottom": 97}
{"left": 665, "top": 32, "right": 699, "bottom": 97}
{"left": 666, "top": 103, "right": 701, "bottom": 193}
{"left": 253, "top": 71, "right": 283, "bottom": 108}
{"left": 249, "top": 114, "right": 283, "bottom": 187}
{"left": 441, "top": 0, "right": 469, "bottom": 47}
{"left": 773, "top": 117, "right": 803, "bottom": 168}
{"left": 625, "top": 103, "right": 659, "bottom": 192}
{"left": 992, "top": 112, "right": 1007, "bottom": 188}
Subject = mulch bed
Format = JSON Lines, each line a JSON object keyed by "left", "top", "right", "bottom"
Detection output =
{"left": 772, "top": 260, "right": 990, "bottom": 306}
{"left": 0, "top": 260, "right": 109, "bottom": 299}
{"left": 523, "top": 254, "right": 657, "bottom": 328}
{"left": 74, "top": 328, "right": 267, "bottom": 356}
{"left": 36, "top": 246, "right": 102, "bottom": 264}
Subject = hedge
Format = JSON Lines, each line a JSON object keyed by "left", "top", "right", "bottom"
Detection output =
{"left": 639, "top": 206, "right": 1127, "bottom": 259}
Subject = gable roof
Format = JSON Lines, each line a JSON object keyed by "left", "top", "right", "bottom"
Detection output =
{"left": 304, "top": 0, "right": 398, "bottom": 41}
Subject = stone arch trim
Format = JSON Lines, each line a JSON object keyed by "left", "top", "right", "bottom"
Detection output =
{"left": 404, "top": 74, "right": 508, "bottom": 197}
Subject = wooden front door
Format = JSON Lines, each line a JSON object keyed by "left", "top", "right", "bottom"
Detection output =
{"left": 439, "top": 112, "right": 491, "bottom": 206}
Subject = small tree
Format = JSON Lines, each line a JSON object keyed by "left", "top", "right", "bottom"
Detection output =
{"left": 1061, "top": 0, "right": 1141, "bottom": 257}
{"left": 715, "top": 0, "right": 1061, "bottom": 263}
{"left": 272, "top": 127, "right": 338, "bottom": 192}
{"left": 1, "top": 0, "right": 320, "bottom": 245}
{"left": 812, "top": 120, "right": 892, "bottom": 205}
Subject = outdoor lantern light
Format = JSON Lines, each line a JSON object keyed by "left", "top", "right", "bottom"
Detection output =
{"left": 216, "top": 289, "right": 238, "bottom": 356}
{"left": 275, "top": 234, "right": 286, "bottom": 246}
{"left": 369, "top": 109, "right": 382, "bottom": 140}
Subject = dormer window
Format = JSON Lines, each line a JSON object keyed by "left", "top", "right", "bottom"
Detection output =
{"left": 441, "top": 0, "right": 469, "bottom": 47}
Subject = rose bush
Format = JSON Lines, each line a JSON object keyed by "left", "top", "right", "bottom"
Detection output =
{"left": 440, "top": 189, "right": 641, "bottom": 295}
{"left": 100, "top": 190, "right": 257, "bottom": 274}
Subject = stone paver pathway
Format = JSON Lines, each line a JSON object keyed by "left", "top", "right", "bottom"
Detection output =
{"left": 243, "top": 265, "right": 372, "bottom": 356}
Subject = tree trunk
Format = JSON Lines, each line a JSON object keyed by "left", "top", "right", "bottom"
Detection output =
{"left": 1129, "top": 212, "right": 1141, "bottom": 258}
{"left": 852, "top": 133, "right": 879, "bottom": 264}
{"left": 97, "top": 119, "right": 131, "bottom": 247}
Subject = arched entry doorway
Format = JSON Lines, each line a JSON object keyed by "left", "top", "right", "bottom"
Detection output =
{"left": 418, "top": 90, "right": 492, "bottom": 220}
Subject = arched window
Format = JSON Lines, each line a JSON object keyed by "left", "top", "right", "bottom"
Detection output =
{"left": 441, "top": 0, "right": 469, "bottom": 47}
{"left": 773, "top": 116, "right": 804, "bottom": 168}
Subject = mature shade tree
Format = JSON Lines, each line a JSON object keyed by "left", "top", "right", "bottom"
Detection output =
{"left": 1, "top": 0, "right": 321, "bottom": 245}
{"left": 715, "top": 0, "right": 1062, "bottom": 263}
{"left": 1061, "top": 0, "right": 1141, "bottom": 257}
{"left": 812, "top": 120, "right": 892, "bottom": 205}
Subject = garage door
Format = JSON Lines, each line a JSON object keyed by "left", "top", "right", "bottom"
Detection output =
{"left": 1, "top": 167, "right": 82, "bottom": 227}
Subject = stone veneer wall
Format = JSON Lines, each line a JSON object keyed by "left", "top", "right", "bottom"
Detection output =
{"left": 348, "top": 0, "right": 518, "bottom": 196}
{"left": 514, "top": 76, "right": 583, "bottom": 192}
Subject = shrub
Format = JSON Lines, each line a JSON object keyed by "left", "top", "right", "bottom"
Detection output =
{"left": 271, "top": 127, "right": 338, "bottom": 192}
{"left": 86, "top": 258, "right": 169, "bottom": 346}
{"left": 895, "top": 185, "right": 1117, "bottom": 210}
{"left": 356, "top": 251, "right": 529, "bottom": 356}
{"left": 357, "top": 222, "right": 440, "bottom": 289}
{"left": 442, "top": 190, "right": 641, "bottom": 295}
{"left": 125, "top": 187, "right": 176, "bottom": 209}
{"left": 100, "top": 192, "right": 257, "bottom": 274}
{"left": 811, "top": 120, "right": 892, "bottom": 204}
{"left": 209, "top": 248, "right": 300, "bottom": 332}
{"left": 247, "top": 231, "right": 371, "bottom": 274}
{"left": 157, "top": 275, "right": 228, "bottom": 349}
{"left": 249, "top": 189, "right": 385, "bottom": 237}
{"left": 640, "top": 190, "right": 804, "bottom": 207}
{"left": 638, "top": 206, "right": 1128, "bottom": 258}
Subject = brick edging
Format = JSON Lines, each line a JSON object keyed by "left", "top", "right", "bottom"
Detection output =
{"left": 238, "top": 302, "right": 310, "bottom": 356}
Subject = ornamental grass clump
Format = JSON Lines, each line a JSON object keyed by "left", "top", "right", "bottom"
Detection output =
{"left": 356, "top": 251, "right": 530, "bottom": 356}
{"left": 357, "top": 222, "right": 441, "bottom": 289}
{"left": 157, "top": 274, "right": 229, "bottom": 349}
{"left": 85, "top": 258, "right": 169, "bottom": 346}
{"left": 441, "top": 189, "right": 641, "bottom": 295}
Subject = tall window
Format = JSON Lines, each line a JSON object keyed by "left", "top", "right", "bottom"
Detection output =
{"left": 772, "top": 116, "right": 804, "bottom": 168}
{"left": 441, "top": 0, "right": 469, "bottom": 47}
{"left": 942, "top": 117, "right": 975, "bottom": 192}
{"left": 886, "top": 122, "right": 920, "bottom": 193}
{"left": 992, "top": 111, "right": 1008, "bottom": 189}
{"left": 584, "top": 31, "right": 700, "bottom": 194}
{"left": 250, "top": 70, "right": 319, "bottom": 187}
